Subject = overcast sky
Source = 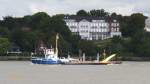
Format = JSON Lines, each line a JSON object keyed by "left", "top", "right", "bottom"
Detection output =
{"left": 0, "top": 0, "right": 150, "bottom": 19}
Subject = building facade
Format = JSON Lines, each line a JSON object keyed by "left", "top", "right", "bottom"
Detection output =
{"left": 64, "top": 16, "right": 121, "bottom": 40}
{"left": 145, "top": 18, "right": 150, "bottom": 32}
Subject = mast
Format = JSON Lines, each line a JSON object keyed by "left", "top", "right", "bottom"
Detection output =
{"left": 55, "top": 33, "right": 59, "bottom": 57}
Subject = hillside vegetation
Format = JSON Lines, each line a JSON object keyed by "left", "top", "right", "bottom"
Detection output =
{"left": 0, "top": 9, "right": 150, "bottom": 57}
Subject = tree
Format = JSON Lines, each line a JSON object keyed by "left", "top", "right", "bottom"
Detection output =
{"left": 121, "top": 13, "right": 146, "bottom": 37}
{"left": 30, "top": 12, "right": 51, "bottom": 30}
{"left": 79, "top": 40, "right": 98, "bottom": 56}
{"left": 0, "top": 37, "right": 10, "bottom": 55}
{"left": 130, "top": 30, "right": 150, "bottom": 57}
{"left": 76, "top": 10, "right": 89, "bottom": 16}
{"left": 11, "top": 29, "right": 38, "bottom": 52}
{"left": 23, "top": 15, "right": 32, "bottom": 27}
{"left": 0, "top": 26, "right": 10, "bottom": 38}
{"left": 50, "top": 16, "right": 72, "bottom": 41}
{"left": 110, "top": 36, "right": 124, "bottom": 54}
{"left": 111, "top": 12, "right": 117, "bottom": 19}
{"left": 70, "top": 35, "right": 81, "bottom": 54}
{"left": 3, "top": 16, "right": 15, "bottom": 30}
{"left": 0, "top": 12, "right": 78, "bottom": 56}
{"left": 89, "top": 9, "right": 109, "bottom": 17}
{"left": 52, "top": 14, "right": 65, "bottom": 20}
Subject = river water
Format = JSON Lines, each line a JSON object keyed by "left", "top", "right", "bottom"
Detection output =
{"left": 0, "top": 61, "right": 150, "bottom": 84}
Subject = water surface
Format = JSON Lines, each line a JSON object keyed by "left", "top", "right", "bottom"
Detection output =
{"left": 0, "top": 61, "right": 150, "bottom": 84}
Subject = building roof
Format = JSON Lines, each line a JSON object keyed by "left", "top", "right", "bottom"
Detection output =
{"left": 64, "top": 15, "right": 117, "bottom": 22}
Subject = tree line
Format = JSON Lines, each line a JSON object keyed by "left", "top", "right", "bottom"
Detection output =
{"left": 0, "top": 9, "right": 150, "bottom": 58}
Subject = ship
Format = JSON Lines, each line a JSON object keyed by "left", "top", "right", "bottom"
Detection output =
{"left": 31, "top": 34, "right": 122, "bottom": 65}
{"left": 31, "top": 34, "right": 62, "bottom": 64}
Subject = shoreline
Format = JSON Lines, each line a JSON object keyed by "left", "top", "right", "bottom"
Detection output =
{"left": 0, "top": 56, "right": 30, "bottom": 61}
{"left": 0, "top": 56, "right": 150, "bottom": 61}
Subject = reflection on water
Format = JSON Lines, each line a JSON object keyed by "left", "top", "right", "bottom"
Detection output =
{"left": 0, "top": 61, "right": 150, "bottom": 84}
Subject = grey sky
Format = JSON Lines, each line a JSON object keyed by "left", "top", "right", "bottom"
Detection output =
{"left": 0, "top": 0, "right": 150, "bottom": 19}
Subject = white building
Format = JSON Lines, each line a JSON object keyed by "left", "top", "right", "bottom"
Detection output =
{"left": 64, "top": 16, "right": 121, "bottom": 40}
{"left": 145, "top": 18, "right": 150, "bottom": 32}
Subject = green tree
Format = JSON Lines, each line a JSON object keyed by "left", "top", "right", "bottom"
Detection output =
{"left": 23, "top": 15, "right": 33, "bottom": 27}
{"left": 111, "top": 12, "right": 117, "bottom": 19}
{"left": 0, "top": 37, "right": 10, "bottom": 55}
{"left": 2, "top": 16, "right": 15, "bottom": 30}
{"left": 110, "top": 36, "right": 124, "bottom": 54}
{"left": 130, "top": 31, "right": 150, "bottom": 57}
{"left": 0, "top": 26, "right": 10, "bottom": 38}
{"left": 76, "top": 10, "right": 89, "bottom": 16}
{"left": 30, "top": 12, "right": 51, "bottom": 30}
{"left": 11, "top": 29, "right": 38, "bottom": 52}
{"left": 70, "top": 35, "right": 81, "bottom": 54}
{"left": 79, "top": 40, "right": 98, "bottom": 56}
{"left": 121, "top": 13, "right": 146, "bottom": 37}
{"left": 89, "top": 9, "right": 109, "bottom": 17}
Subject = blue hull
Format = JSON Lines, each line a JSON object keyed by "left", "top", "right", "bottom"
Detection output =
{"left": 31, "top": 58, "right": 62, "bottom": 64}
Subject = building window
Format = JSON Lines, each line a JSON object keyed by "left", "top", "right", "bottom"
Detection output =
{"left": 81, "top": 25, "right": 88, "bottom": 28}
{"left": 113, "top": 20, "right": 117, "bottom": 22}
{"left": 70, "top": 26, "right": 77, "bottom": 28}
{"left": 91, "top": 26, "right": 97, "bottom": 29}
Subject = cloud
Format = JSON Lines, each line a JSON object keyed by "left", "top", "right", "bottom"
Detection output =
{"left": 0, "top": 0, "right": 149, "bottom": 19}
{"left": 108, "top": 4, "right": 135, "bottom": 15}
{"left": 133, "top": 0, "right": 150, "bottom": 16}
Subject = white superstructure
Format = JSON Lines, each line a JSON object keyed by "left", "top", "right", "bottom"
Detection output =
{"left": 64, "top": 16, "right": 121, "bottom": 40}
